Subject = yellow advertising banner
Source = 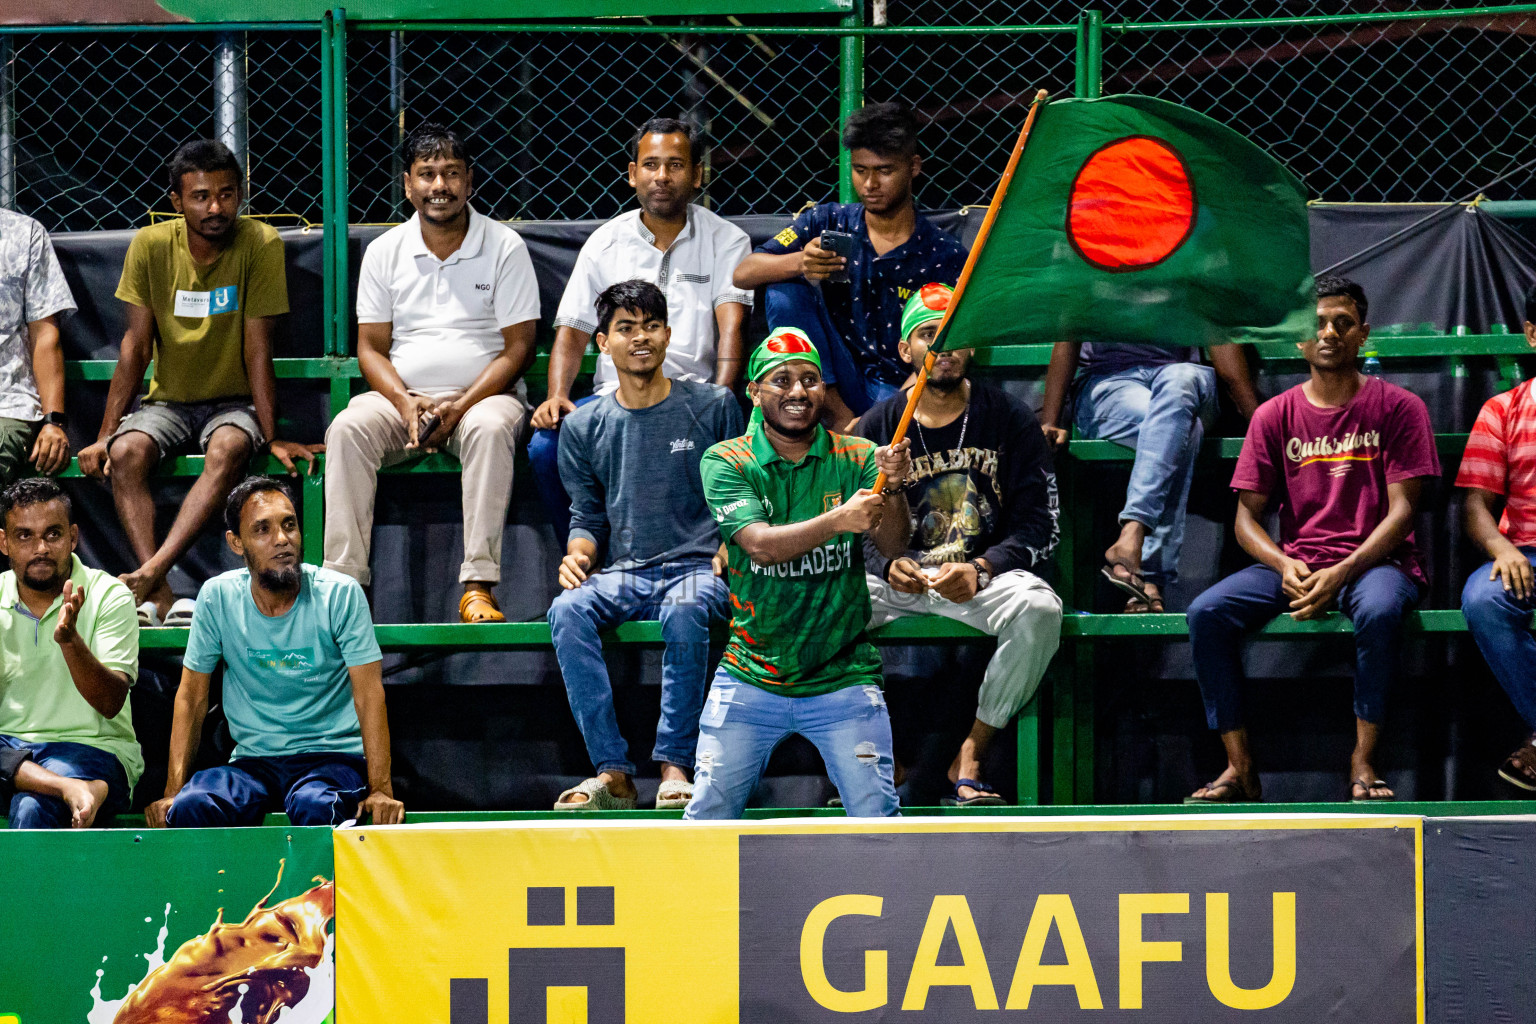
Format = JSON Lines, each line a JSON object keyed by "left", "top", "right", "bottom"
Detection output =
{"left": 335, "top": 814, "right": 1423, "bottom": 1024}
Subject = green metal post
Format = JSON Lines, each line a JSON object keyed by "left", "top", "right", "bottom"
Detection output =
{"left": 1074, "top": 10, "right": 1089, "bottom": 96}
{"left": 1015, "top": 688, "right": 1041, "bottom": 806}
{"left": 301, "top": 462, "right": 325, "bottom": 565}
{"left": 331, "top": 9, "right": 350, "bottom": 359}
{"left": 1070, "top": 450, "right": 1097, "bottom": 805}
{"left": 1085, "top": 9, "right": 1103, "bottom": 98}
{"left": 838, "top": 0, "right": 864, "bottom": 204}
{"left": 319, "top": 13, "right": 336, "bottom": 359}
{"left": 1051, "top": 460, "right": 1078, "bottom": 805}
{"left": 329, "top": 371, "right": 352, "bottom": 422}
{"left": 1076, "top": 9, "right": 1104, "bottom": 99}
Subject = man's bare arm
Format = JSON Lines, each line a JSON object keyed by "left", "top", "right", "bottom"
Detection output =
{"left": 531, "top": 325, "right": 591, "bottom": 430}
{"left": 713, "top": 302, "right": 747, "bottom": 390}
{"left": 349, "top": 661, "right": 405, "bottom": 824}
{"left": 1207, "top": 343, "right": 1261, "bottom": 420}
{"left": 1039, "top": 342, "right": 1080, "bottom": 445}
{"left": 733, "top": 492, "right": 886, "bottom": 567}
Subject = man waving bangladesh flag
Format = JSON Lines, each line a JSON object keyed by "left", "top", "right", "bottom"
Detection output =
{"left": 937, "top": 93, "right": 1313, "bottom": 354}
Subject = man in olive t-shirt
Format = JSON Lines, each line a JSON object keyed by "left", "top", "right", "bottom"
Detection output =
{"left": 77, "top": 140, "right": 319, "bottom": 624}
{"left": 683, "top": 329, "right": 913, "bottom": 819}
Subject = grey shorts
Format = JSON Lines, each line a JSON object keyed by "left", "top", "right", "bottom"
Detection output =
{"left": 110, "top": 400, "right": 265, "bottom": 459}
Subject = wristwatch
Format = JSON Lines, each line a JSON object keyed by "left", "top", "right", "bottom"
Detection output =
{"left": 42, "top": 411, "right": 67, "bottom": 429}
{"left": 970, "top": 558, "right": 993, "bottom": 591}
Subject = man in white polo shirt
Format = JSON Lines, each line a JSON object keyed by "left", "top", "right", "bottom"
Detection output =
{"left": 323, "top": 123, "right": 540, "bottom": 623}
{"left": 528, "top": 116, "right": 752, "bottom": 543}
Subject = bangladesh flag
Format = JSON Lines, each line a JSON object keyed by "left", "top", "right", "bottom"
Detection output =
{"left": 937, "top": 94, "right": 1313, "bottom": 352}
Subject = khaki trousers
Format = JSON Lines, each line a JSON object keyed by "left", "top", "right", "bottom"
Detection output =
{"left": 322, "top": 389, "right": 528, "bottom": 585}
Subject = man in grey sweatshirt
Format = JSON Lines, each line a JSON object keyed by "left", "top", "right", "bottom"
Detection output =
{"left": 548, "top": 280, "right": 742, "bottom": 810}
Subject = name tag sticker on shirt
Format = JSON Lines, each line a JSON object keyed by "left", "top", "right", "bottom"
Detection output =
{"left": 173, "top": 285, "right": 239, "bottom": 318}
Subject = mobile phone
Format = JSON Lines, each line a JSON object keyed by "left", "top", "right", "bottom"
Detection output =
{"left": 819, "top": 229, "right": 854, "bottom": 284}
{"left": 417, "top": 410, "right": 442, "bottom": 445}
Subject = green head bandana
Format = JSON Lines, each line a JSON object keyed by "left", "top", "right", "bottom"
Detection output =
{"left": 748, "top": 327, "right": 822, "bottom": 382}
{"left": 900, "top": 282, "right": 955, "bottom": 342}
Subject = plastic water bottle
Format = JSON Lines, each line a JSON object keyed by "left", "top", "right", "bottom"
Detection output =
{"left": 1361, "top": 350, "right": 1382, "bottom": 376}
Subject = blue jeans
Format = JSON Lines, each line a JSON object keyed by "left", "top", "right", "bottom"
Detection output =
{"left": 1073, "top": 362, "right": 1216, "bottom": 586}
{"left": 764, "top": 280, "right": 899, "bottom": 416}
{"left": 166, "top": 752, "right": 369, "bottom": 827}
{"left": 528, "top": 393, "right": 603, "bottom": 547}
{"left": 0, "top": 736, "right": 130, "bottom": 829}
{"left": 548, "top": 560, "right": 729, "bottom": 775}
{"left": 683, "top": 669, "right": 900, "bottom": 819}
{"left": 1462, "top": 549, "right": 1536, "bottom": 731}
{"left": 1187, "top": 563, "right": 1422, "bottom": 731}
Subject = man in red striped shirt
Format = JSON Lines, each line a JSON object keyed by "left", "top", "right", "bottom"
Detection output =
{"left": 1458, "top": 283, "right": 1536, "bottom": 796}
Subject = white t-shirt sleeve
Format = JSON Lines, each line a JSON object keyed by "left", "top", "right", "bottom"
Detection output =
{"left": 713, "top": 225, "right": 753, "bottom": 309}
{"left": 354, "top": 235, "right": 394, "bottom": 324}
{"left": 493, "top": 230, "right": 541, "bottom": 329}
{"left": 553, "top": 236, "right": 604, "bottom": 335}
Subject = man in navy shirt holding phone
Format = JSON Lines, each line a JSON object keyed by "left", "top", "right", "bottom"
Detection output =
{"left": 734, "top": 101, "right": 968, "bottom": 429}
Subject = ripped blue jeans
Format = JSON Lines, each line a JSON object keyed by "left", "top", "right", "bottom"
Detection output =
{"left": 683, "top": 667, "right": 900, "bottom": 819}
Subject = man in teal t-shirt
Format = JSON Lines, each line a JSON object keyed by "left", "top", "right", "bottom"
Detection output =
{"left": 146, "top": 477, "right": 405, "bottom": 827}
{"left": 684, "top": 329, "right": 913, "bottom": 819}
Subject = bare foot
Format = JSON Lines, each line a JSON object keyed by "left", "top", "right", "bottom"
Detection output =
{"left": 120, "top": 567, "right": 172, "bottom": 618}
{"left": 1125, "top": 581, "right": 1165, "bottom": 613}
{"left": 557, "top": 770, "right": 638, "bottom": 806}
{"left": 1350, "top": 758, "right": 1393, "bottom": 800}
{"left": 1189, "top": 763, "right": 1261, "bottom": 802}
{"left": 60, "top": 777, "right": 109, "bottom": 828}
{"left": 1104, "top": 521, "right": 1147, "bottom": 580}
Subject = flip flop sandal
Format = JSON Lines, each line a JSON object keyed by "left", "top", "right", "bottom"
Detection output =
{"left": 553, "top": 777, "right": 637, "bottom": 811}
{"left": 1496, "top": 745, "right": 1536, "bottom": 793}
{"left": 136, "top": 601, "right": 162, "bottom": 628}
{"left": 1101, "top": 564, "right": 1152, "bottom": 605}
{"left": 655, "top": 780, "right": 694, "bottom": 810}
{"left": 163, "top": 597, "right": 196, "bottom": 627}
{"left": 941, "top": 778, "right": 1007, "bottom": 807}
{"left": 1184, "top": 777, "right": 1262, "bottom": 804}
{"left": 459, "top": 589, "right": 506, "bottom": 623}
{"left": 1350, "top": 778, "right": 1395, "bottom": 802}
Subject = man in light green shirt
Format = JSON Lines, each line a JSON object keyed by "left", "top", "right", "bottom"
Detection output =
{"left": 0, "top": 478, "right": 140, "bottom": 828}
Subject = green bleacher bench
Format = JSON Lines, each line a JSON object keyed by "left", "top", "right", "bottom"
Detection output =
{"left": 133, "top": 608, "right": 1473, "bottom": 651}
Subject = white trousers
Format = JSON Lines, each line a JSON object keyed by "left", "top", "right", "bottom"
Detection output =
{"left": 867, "top": 569, "right": 1063, "bottom": 728}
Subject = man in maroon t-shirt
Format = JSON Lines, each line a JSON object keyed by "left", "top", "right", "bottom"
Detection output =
{"left": 1185, "top": 275, "right": 1440, "bottom": 804}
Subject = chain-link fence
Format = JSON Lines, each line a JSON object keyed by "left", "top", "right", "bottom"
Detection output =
{"left": 345, "top": 29, "right": 843, "bottom": 222}
{"left": 1102, "top": 13, "right": 1536, "bottom": 202}
{"left": 3, "top": 5, "right": 1534, "bottom": 231}
{"left": 1, "top": 28, "right": 321, "bottom": 232}
{"left": 865, "top": 29, "right": 1079, "bottom": 209}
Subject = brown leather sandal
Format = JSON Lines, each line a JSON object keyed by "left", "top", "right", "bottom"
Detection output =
{"left": 458, "top": 589, "right": 506, "bottom": 624}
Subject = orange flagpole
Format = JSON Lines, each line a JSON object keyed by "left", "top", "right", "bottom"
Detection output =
{"left": 875, "top": 88, "right": 1051, "bottom": 493}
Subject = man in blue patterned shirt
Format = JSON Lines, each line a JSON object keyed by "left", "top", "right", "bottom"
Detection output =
{"left": 733, "top": 102, "right": 968, "bottom": 428}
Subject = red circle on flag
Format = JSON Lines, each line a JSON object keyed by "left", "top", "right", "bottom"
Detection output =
{"left": 1067, "top": 136, "right": 1194, "bottom": 271}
